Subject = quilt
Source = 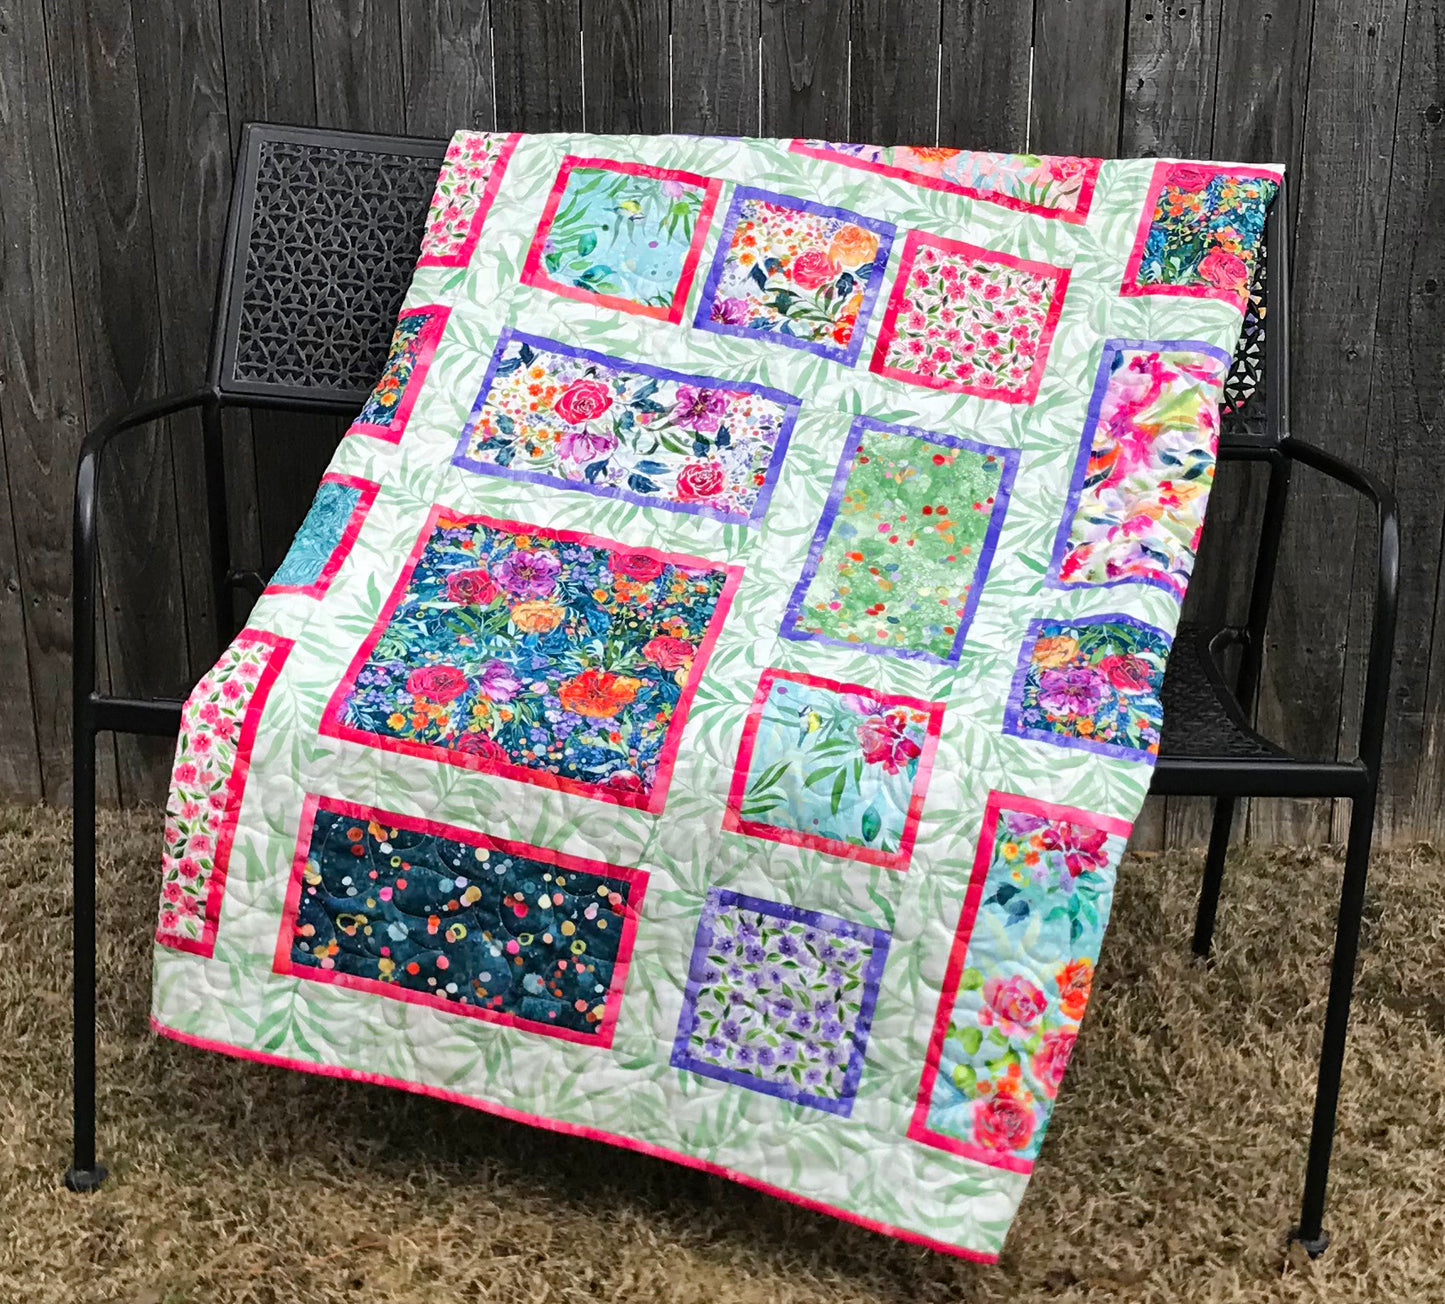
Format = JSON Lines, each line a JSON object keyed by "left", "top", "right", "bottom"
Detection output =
{"left": 151, "top": 132, "right": 1279, "bottom": 1261}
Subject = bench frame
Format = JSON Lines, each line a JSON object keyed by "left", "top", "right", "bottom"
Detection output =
{"left": 67, "top": 124, "right": 1399, "bottom": 1259}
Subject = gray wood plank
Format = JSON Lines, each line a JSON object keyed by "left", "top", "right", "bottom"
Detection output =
{"left": 400, "top": 0, "right": 496, "bottom": 136}
{"left": 938, "top": 0, "right": 1033, "bottom": 153}
{"left": 1251, "top": 0, "right": 1407, "bottom": 846}
{"left": 850, "top": 0, "right": 941, "bottom": 146}
{"left": 0, "top": 0, "right": 117, "bottom": 803}
{"left": 493, "top": 0, "right": 585, "bottom": 131}
{"left": 0, "top": 413, "right": 43, "bottom": 802}
{"left": 1030, "top": 0, "right": 1128, "bottom": 156}
{"left": 759, "top": 0, "right": 850, "bottom": 138}
{"left": 219, "top": 0, "right": 316, "bottom": 144}
{"left": 1121, "top": 0, "right": 1221, "bottom": 158}
{"left": 671, "top": 0, "right": 762, "bottom": 135}
{"left": 44, "top": 0, "right": 195, "bottom": 803}
{"left": 311, "top": 0, "right": 406, "bottom": 133}
{"left": 583, "top": 0, "right": 670, "bottom": 134}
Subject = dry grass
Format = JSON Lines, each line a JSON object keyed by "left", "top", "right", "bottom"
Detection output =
{"left": 0, "top": 806, "right": 1442, "bottom": 1302}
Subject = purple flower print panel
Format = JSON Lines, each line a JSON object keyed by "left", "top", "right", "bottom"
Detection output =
{"left": 694, "top": 186, "right": 896, "bottom": 365}
{"left": 671, "top": 888, "right": 891, "bottom": 1116}
{"left": 1003, "top": 615, "right": 1169, "bottom": 763}
{"left": 453, "top": 329, "right": 801, "bottom": 525}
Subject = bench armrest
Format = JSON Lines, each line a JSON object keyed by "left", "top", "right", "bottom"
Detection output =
{"left": 72, "top": 388, "right": 218, "bottom": 707}
{"left": 1280, "top": 437, "right": 1400, "bottom": 775}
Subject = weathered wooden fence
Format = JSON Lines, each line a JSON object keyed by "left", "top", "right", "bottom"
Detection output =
{"left": 0, "top": 0, "right": 1440, "bottom": 848}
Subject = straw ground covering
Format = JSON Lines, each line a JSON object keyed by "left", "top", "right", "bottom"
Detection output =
{"left": 0, "top": 805, "right": 1441, "bottom": 1302}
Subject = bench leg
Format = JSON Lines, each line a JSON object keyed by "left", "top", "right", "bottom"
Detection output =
{"left": 1191, "top": 796, "right": 1235, "bottom": 958}
{"left": 64, "top": 715, "right": 107, "bottom": 1193}
{"left": 1291, "top": 792, "right": 1375, "bottom": 1256}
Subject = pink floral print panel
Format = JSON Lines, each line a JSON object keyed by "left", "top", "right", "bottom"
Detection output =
{"left": 871, "top": 231, "right": 1069, "bottom": 402}
{"left": 1048, "top": 339, "right": 1233, "bottom": 600}
{"left": 156, "top": 629, "right": 293, "bottom": 956}
{"left": 417, "top": 132, "right": 520, "bottom": 268}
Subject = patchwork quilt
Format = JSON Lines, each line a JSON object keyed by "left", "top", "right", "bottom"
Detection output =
{"left": 152, "top": 133, "right": 1279, "bottom": 1261}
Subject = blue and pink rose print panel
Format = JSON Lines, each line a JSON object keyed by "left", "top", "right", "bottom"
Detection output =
{"left": 671, "top": 887, "right": 890, "bottom": 1116}
{"left": 453, "top": 329, "right": 801, "bottom": 524}
{"left": 910, "top": 791, "right": 1131, "bottom": 1169}
{"left": 1003, "top": 615, "right": 1169, "bottom": 762}
{"left": 723, "top": 668, "right": 944, "bottom": 871}
{"left": 694, "top": 186, "right": 896, "bottom": 364}
{"left": 348, "top": 306, "right": 450, "bottom": 442}
{"left": 278, "top": 796, "right": 648, "bottom": 1046}
{"left": 783, "top": 416, "right": 1017, "bottom": 663}
{"left": 321, "top": 507, "right": 742, "bottom": 813}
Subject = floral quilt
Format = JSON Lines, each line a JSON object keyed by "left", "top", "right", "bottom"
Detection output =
{"left": 152, "top": 132, "right": 1278, "bottom": 1262}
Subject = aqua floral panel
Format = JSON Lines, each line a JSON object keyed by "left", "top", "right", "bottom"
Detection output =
{"left": 872, "top": 232, "right": 1069, "bottom": 402}
{"left": 1003, "top": 615, "right": 1169, "bottom": 762}
{"left": 266, "top": 473, "right": 379, "bottom": 596}
{"left": 322, "top": 507, "right": 741, "bottom": 812}
{"left": 453, "top": 328, "right": 801, "bottom": 524}
{"left": 693, "top": 186, "right": 896, "bottom": 364}
{"left": 909, "top": 791, "right": 1131, "bottom": 1168}
{"left": 790, "top": 140, "right": 1101, "bottom": 223}
{"left": 349, "top": 305, "right": 450, "bottom": 442}
{"left": 783, "top": 417, "right": 1017, "bottom": 663}
{"left": 522, "top": 156, "right": 721, "bottom": 323}
{"left": 723, "top": 668, "right": 944, "bottom": 870}
{"left": 156, "top": 629, "right": 292, "bottom": 956}
{"left": 1047, "top": 339, "right": 1233, "bottom": 601}
{"left": 280, "top": 796, "right": 648, "bottom": 1045}
{"left": 1122, "top": 161, "right": 1279, "bottom": 308}
{"left": 671, "top": 888, "right": 890, "bottom": 1115}
{"left": 417, "top": 131, "right": 520, "bottom": 268}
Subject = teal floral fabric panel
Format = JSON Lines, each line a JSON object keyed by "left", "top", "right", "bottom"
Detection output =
{"left": 153, "top": 131, "right": 1281, "bottom": 1265}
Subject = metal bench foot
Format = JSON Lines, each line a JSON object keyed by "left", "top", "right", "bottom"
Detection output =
{"left": 63, "top": 1163, "right": 109, "bottom": 1193}
{"left": 1288, "top": 1226, "right": 1331, "bottom": 1258}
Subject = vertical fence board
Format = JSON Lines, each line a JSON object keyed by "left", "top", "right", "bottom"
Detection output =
{"left": 493, "top": 1, "right": 585, "bottom": 131}
{"left": 938, "top": 0, "right": 1033, "bottom": 152}
{"left": 1343, "top": 0, "right": 1445, "bottom": 840}
{"left": 0, "top": 422, "right": 42, "bottom": 801}
{"left": 311, "top": 0, "right": 405, "bottom": 133}
{"left": 850, "top": 0, "right": 940, "bottom": 145}
{"left": 759, "top": 0, "right": 850, "bottom": 138}
{"left": 1031, "top": 0, "right": 1127, "bottom": 156}
{"left": 45, "top": 0, "right": 196, "bottom": 803}
{"left": 583, "top": 0, "right": 670, "bottom": 134}
{"left": 1251, "top": 0, "right": 1407, "bottom": 845}
{"left": 400, "top": 0, "right": 496, "bottom": 136}
{"left": 671, "top": 0, "right": 762, "bottom": 134}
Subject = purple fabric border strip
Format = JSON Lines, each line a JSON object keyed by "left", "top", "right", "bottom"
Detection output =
{"left": 1001, "top": 611, "right": 1171, "bottom": 765}
{"left": 452, "top": 326, "right": 803, "bottom": 526}
{"left": 780, "top": 415, "right": 1020, "bottom": 665}
{"left": 691, "top": 185, "right": 897, "bottom": 367}
{"left": 669, "top": 887, "right": 891, "bottom": 1117}
{"left": 1044, "top": 337, "right": 1238, "bottom": 602}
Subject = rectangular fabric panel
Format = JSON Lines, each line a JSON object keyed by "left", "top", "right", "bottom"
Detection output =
{"left": 152, "top": 131, "right": 1280, "bottom": 1264}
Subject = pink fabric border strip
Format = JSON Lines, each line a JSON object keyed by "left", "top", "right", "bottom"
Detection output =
{"left": 318, "top": 503, "right": 744, "bottom": 814}
{"left": 906, "top": 789, "right": 1133, "bottom": 1170}
{"left": 416, "top": 132, "right": 522, "bottom": 269}
{"left": 273, "top": 793, "right": 650, "bottom": 1048}
{"left": 264, "top": 472, "right": 380, "bottom": 599}
{"left": 347, "top": 304, "right": 451, "bottom": 443}
{"left": 150, "top": 1013, "right": 1001, "bottom": 1263}
{"left": 156, "top": 629, "right": 294, "bottom": 958}
{"left": 721, "top": 666, "right": 945, "bottom": 870}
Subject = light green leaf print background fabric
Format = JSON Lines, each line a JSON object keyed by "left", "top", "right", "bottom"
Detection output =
{"left": 151, "top": 133, "right": 1280, "bottom": 1262}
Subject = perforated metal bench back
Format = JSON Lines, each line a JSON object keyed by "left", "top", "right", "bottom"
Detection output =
{"left": 209, "top": 124, "right": 1284, "bottom": 442}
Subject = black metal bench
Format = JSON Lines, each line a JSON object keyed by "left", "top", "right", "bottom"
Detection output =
{"left": 68, "top": 124, "right": 1399, "bottom": 1258}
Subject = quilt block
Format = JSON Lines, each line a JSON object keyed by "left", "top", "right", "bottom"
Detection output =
{"left": 152, "top": 132, "right": 1280, "bottom": 1264}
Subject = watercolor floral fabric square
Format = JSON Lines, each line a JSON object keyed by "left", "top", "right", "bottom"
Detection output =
{"left": 417, "top": 131, "right": 519, "bottom": 267}
{"left": 1004, "top": 616, "right": 1169, "bottom": 761}
{"left": 522, "top": 156, "right": 720, "bottom": 322}
{"left": 1122, "top": 161, "right": 1279, "bottom": 307}
{"left": 280, "top": 797, "right": 646, "bottom": 1045}
{"left": 784, "top": 417, "right": 1017, "bottom": 662}
{"left": 1049, "top": 340, "right": 1233, "bottom": 600}
{"left": 872, "top": 232, "right": 1069, "bottom": 401}
{"left": 694, "top": 186, "right": 895, "bottom": 363}
{"left": 454, "top": 328, "right": 800, "bottom": 523}
{"left": 910, "top": 793, "right": 1130, "bottom": 1167}
{"left": 322, "top": 508, "right": 740, "bottom": 812}
{"left": 671, "top": 888, "right": 890, "bottom": 1115}
{"left": 724, "top": 669, "right": 943, "bottom": 869}
{"left": 348, "top": 305, "right": 448, "bottom": 442}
